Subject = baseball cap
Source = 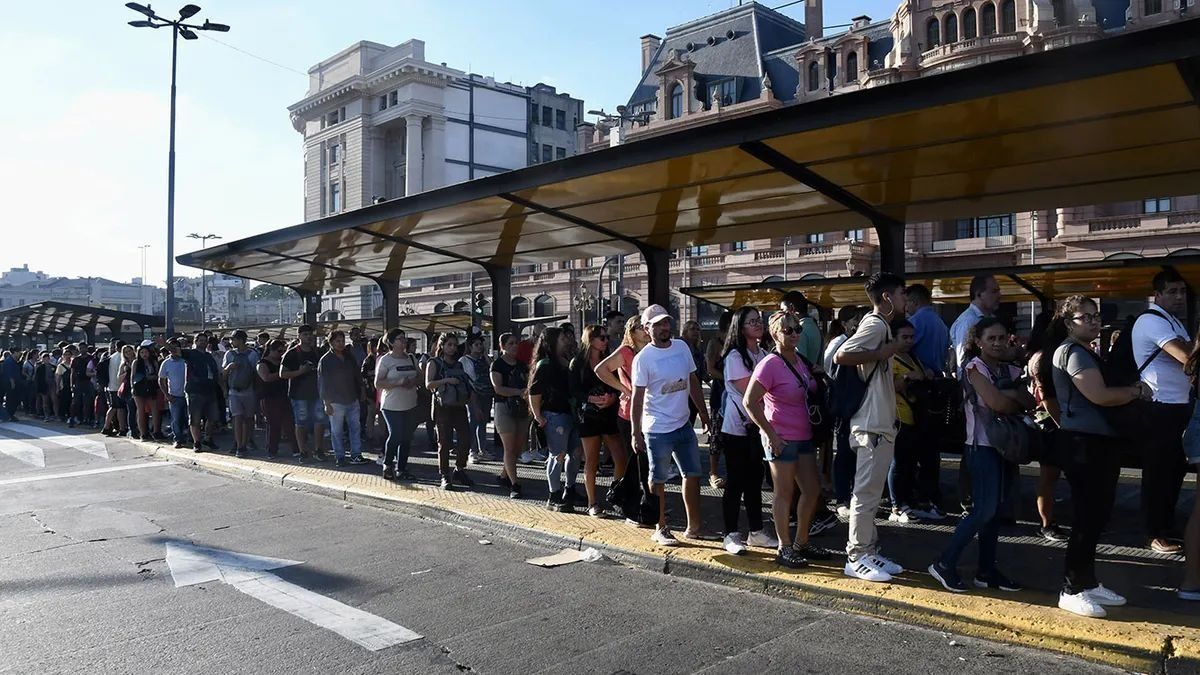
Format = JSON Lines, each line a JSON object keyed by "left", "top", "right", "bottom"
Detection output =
{"left": 140, "top": 339, "right": 154, "bottom": 347}
{"left": 640, "top": 304, "right": 670, "bottom": 327}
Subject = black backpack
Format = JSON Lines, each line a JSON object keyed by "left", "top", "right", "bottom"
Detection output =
{"left": 1106, "top": 309, "right": 1168, "bottom": 386}
{"left": 830, "top": 316, "right": 888, "bottom": 420}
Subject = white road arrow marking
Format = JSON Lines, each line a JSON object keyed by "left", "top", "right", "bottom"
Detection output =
{"left": 0, "top": 437, "right": 45, "bottom": 467}
{"left": 0, "top": 423, "right": 109, "bottom": 458}
{"left": 165, "top": 543, "right": 421, "bottom": 650}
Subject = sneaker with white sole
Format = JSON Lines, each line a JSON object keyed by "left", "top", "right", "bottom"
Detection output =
{"left": 844, "top": 557, "right": 892, "bottom": 583}
{"left": 746, "top": 529, "right": 779, "bottom": 549}
{"left": 836, "top": 505, "right": 852, "bottom": 522}
{"left": 910, "top": 504, "right": 947, "bottom": 521}
{"left": 888, "top": 507, "right": 921, "bottom": 524}
{"left": 808, "top": 511, "right": 839, "bottom": 537}
{"left": 519, "top": 450, "right": 536, "bottom": 464}
{"left": 651, "top": 527, "right": 679, "bottom": 547}
{"left": 1085, "top": 584, "right": 1126, "bottom": 607}
{"left": 1178, "top": 588, "right": 1200, "bottom": 601}
{"left": 723, "top": 533, "right": 747, "bottom": 555}
{"left": 1059, "top": 590, "right": 1106, "bottom": 618}
{"left": 867, "top": 554, "right": 904, "bottom": 576}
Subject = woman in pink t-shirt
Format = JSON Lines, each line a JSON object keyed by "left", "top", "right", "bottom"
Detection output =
{"left": 744, "top": 311, "right": 825, "bottom": 568}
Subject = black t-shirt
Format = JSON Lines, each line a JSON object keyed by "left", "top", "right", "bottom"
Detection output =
{"left": 491, "top": 357, "right": 528, "bottom": 401}
{"left": 528, "top": 358, "right": 571, "bottom": 413}
{"left": 282, "top": 345, "right": 325, "bottom": 401}
{"left": 70, "top": 356, "right": 91, "bottom": 386}
{"left": 257, "top": 358, "right": 288, "bottom": 400}
{"left": 570, "top": 354, "right": 616, "bottom": 403}
{"left": 181, "top": 349, "right": 219, "bottom": 396}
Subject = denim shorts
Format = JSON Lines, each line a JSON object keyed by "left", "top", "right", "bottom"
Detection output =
{"left": 543, "top": 411, "right": 580, "bottom": 456}
{"left": 645, "top": 423, "right": 702, "bottom": 484}
{"left": 291, "top": 399, "right": 329, "bottom": 430}
{"left": 1184, "top": 401, "right": 1200, "bottom": 465}
{"left": 762, "top": 438, "right": 814, "bottom": 463}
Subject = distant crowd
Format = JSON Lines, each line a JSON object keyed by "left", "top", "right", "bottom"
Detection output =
{"left": 2, "top": 268, "right": 1199, "bottom": 620}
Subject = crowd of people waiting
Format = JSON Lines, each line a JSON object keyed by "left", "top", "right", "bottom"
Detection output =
{"left": 3, "top": 267, "right": 1200, "bottom": 620}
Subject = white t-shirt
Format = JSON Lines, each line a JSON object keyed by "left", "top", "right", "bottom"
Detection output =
{"left": 1133, "top": 303, "right": 1191, "bottom": 404}
{"left": 107, "top": 355, "right": 123, "bottom": 392}
{"left": 721, "top": 346, "right": 766, "bottom": 436}
{"left": 376, "top": 352, "right": 420, "bottom": 412}
{"left": 836, "top": 313, "right": 898, "bottom": 438}
{"left": 631, "top": 339, "right": 696, "bottom": 434}
{"left": 823, "top": 334, "right": 848, "bottom": 374}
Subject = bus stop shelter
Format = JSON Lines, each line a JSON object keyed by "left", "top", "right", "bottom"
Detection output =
{"left": 177, "top": 19, "right": 1200, "bottom": 341}
{"left": 0, "top": 301, "right": 164, "bottom": 349}
{"left": 228, "top": 312, "right": 564, "bottom": 345}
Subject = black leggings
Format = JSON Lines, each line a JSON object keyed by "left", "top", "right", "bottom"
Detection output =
{"left": 721, "top": 432, "right": 764, "bottom": 534}
{"left": 1058, "top": 430, "right": 1121, "bottom": 595}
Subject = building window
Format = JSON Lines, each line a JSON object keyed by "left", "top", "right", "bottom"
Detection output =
{"left": 982, "top": 2, "right": 997, "bottom": 35}
{"left": 542, "top": 144, "right": 552, "bottom": 163}
{"left": 541, "top": 106, "right": 552, "bottom": 127}
{"left": 846, "top": 52, "right": 858, "bottom": 82}
{"left": 807, "top": 62, "right": 820, "bottom": 91}
{"left": 433, "top": 302, "right": 449, "bottom": 313}
{"left": 963, "top": 7, "right": 978, "bottom": 38}
{"left": 511, "top": 297, "right": 530, "bottom": 320}
{"left": 534, "top": 294, "right": 555, "bottom": 317}
{"left": 806, "top": 233, "right": 825, "bottom": 244}
{"left": 955, "top": 214, "right": 1014, "bottom": 239}
{"left": 708, "top": 78, "right": 737, "bottom": 106}
{"left": 1145, "top": 0, "right": 1163, "bottom": 14}
{"left": 1001, "top": 0, "right": 1017, "bottom": 32}
{"left": 684, "top": 246, "right": 704, "bottom": 257}
{"left": 731, "top": 241, "right": 747, "bottom": 252}
{"left": 326, "top": 107, "right": 345, "bottom": 127}
{"left": 328, "top": 143, "right": 340, "bottom": 166}
{"left": 926, "top": 17, "right": 941, "bottom": 47}
{"left": 555, "top": 109, "right": 566, "bottom": 130}
{"left": 555, "top": 147, "right": 566, "bottom": 160}
{"left": 944, "top": 12, "right": 959, "bottom": 43}
{"left": 1143, "top": 197, "right": 1172, "bottom": 213}
{"left": 329, "top": 182, "right": 342, "bottom": 213}
{"left": 390, "top": 91, "right": 398, "bottom": 106}
{"left": 669, "top": 83, "right": 683, "bottom": 119}
{"left": 846, "top": 229, "right": 864, "bottom": 242}
{"left": 379, "top": 96, "right": 388, "bottom": 112}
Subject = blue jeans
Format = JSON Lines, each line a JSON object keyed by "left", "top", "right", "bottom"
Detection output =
{"left": 468, "top": 395, "right": 492, "bottom": 456}
{"left": 382, "top": 408, "right": 417, "bottom": 471}
{"left": 937, "top": 444, "right": 1016, "bottom": 574}
{"left": 328, "top": 401, "right": 362, "bottom": 460}
{"left": 833, "top": 419, "right": 855, "bottom": 505}
{"left": 645, "top": 423, "right": 702, "bottom": 484}
{"left": 544, "top": 411, "right": 580, "bottom": 493}
{"left": 887, "top": 423, "right": 918, "bottom": 509}
{"left": 168, "top": 397, "right": 188, "bottom": 441}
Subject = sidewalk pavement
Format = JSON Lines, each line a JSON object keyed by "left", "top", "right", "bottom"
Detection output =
{"left": 31, "top": 418, "right": 1200, "bottom": 673}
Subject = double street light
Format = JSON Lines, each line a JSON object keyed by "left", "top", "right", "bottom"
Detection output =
{"left": 126, "top": 3, "right": 230, "bottom": 336}
{"left": 187, "top": 232, "right": 222, "bottom": 330}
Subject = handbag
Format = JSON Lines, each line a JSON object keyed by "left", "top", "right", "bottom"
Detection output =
{"left": 781, "top": 353, "right": 833, "bottom": 444}
{"left": 963, "top": 361, "right": 1042, "bottom": 464}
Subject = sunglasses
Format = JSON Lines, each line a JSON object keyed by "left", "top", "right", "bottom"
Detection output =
{"left": 1071, "top": 313, "right": 1101, "bottom": 324}
{"left": 778, "top": 325, "right": 802, "bottom": 336}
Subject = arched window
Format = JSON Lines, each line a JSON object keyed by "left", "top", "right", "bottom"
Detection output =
{"left": 511, "top": 297, "right": 530, "bottom": 320}
{"left": 807, "top": 61, "right": 820, "bottom": 91}
{"left": 982, "top": 2, "right": 997, "bottom": 35}
{"left": 669, "top": 83, "right": 683, "bottom": 119}
{"left": 534, "top": 294, "right": 555, "bottom": 317}
{"left": 1001, "top": 0, "right": 1016, "bottom": 32}
{"left": 433, "top": 302, "right": 449, "bottom": 314}
{"left": 453, "top": 300, "right": 468, "bottom": 313}
{"left": 846, "top": 51, "right": 858, "bottom": 82}
{"left": 963, "top": 7, "right": 978, "bottom": 38}
{"left": 926, "top": 17, "right": 941, "bottom": 47}
{"left": 944, "top": 13, "right": 959, "bottom": 43}
{"left": 762, "top": 275, "right": 785, "bottom": 284}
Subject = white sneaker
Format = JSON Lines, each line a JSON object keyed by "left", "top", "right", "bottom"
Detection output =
{"left": 467, "top": 452, "right": 482, "bottom": 465}
{"left": 867, "top": 553, "right": 904, "bottom": 575}
{"left": 844, "top": 557, "right": 892, "bottom": 583}
{"left": 888, "top": 508, "right": 920, "bottom": 524}
{"left": 723, "top": 533, "right": 747, "bottom": 555}
{"left": 1059, "top": 590, "right": 1107, "bottom": 618}
{"left": 836, "top": 505, "right": 852, "bottom": 522}
{"left": 651, "top": 527, "right": 679, "bottom": 547}
{"left": 1085, "top": 584, "right": 1127, "bottom": 607}
{"left": 746, "top": 529, "right": 780, "bottom": 549}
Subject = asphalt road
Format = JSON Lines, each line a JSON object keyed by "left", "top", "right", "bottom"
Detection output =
{"left": 0, "top": 425, "right": 1120, "bottom": 675}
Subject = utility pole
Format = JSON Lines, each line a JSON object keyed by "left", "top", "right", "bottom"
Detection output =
{"left": 187, "top": 233, "right": 222, "bottom": 330}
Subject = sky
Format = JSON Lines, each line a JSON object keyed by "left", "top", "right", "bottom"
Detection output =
{"left": 0, "top": 0, "right": 898, "bottom": 287}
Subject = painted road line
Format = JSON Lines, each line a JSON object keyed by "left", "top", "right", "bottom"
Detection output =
{"left": 0, "top": 438, "right": 45, "bottom": 468}
{"left": 165, "top": 543, "right": 422, "bottom": 651}
{"left": 0, "top": 461, "right": 169, "bottom": 485}
{"left": 0, "top": 423, "right": 109, "bottom": 459}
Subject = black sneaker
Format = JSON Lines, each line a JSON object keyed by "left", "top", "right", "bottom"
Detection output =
{"left": 235, "top": 449, "right": 249, "bottom": 459}
{"left": 1039, "top": 524, "right": 1070, "bottom": 543}
{"left": 335, "top": 457, "right": 346, "bottom": 467}
{"left": 776, "top": 546, "right": 808, "bottom": 569}
{"left": 793, "top": 543, "right": 833, "bottom": 561}
{"left": 497, "top": 473, "right": 512, "bottom": 487}
{"left": 546, "top": 493, "right": 566, "bottom": 512}
{"left": 174, "top": 441, "right": 184, "bottom": 449}
{"left": 974, "top": 570, "right": 1022, "bottom": 592}
{"left": 397, "top": 470, "right": 417, "bottom": 482}
{"left": 928, "top": 562, "right": 969, "bottom": 593}
{"left": 193, "top": 445, "right": 206, "bottom": 454}
{"left": 440, "top": 476, "right": 454, "bottom": 490}
{"left": 314, "top": 452, "right": 329, "bottom": 462}
{"left": 452, "top": 469, "right": 474, "bottom": 487}
{"left": 291, "top": 451, "right": 301, "bottom": 458}
{"left": 348, "top": 455, "right": 371, "bottom": 465}
{"left": 383, "top": 467, "right": 397, "bottom": 480}
{"left": 808, "top": 511, "right": 839, "bottom": 537}
{"left": 205, "top": 440, "right": 219, "bottom": 452}
{"left": 563, "top": 486, "right": 583, "bottom": 508}
{"left": 509, "top": 482, "right": 522, "bottom": 500}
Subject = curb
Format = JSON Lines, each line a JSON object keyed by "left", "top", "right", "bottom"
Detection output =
{"left": 148, "top": 444, "right": 1196, "bottom": 674}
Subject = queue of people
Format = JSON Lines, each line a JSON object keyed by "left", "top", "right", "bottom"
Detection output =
{"left": 3, "top": 267, "right": 1200, "bottom": 621}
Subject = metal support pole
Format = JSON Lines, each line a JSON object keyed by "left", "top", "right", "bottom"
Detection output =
{"left": 469, "top": 273, "right": 478, "bottom": 328}
{"left": 640, "top": 246, "right": 670, "bottom": 309}
{"left": 615, "top": 255, "right": 624, "bottom": 313}
{"left": 165, "top": 27, "right": 178, "bottom": 336}
{"left": 377, "top": 279, "right": 400, "bottom": 330}
{"left": 873, "top": 219, "right": 906, "bottom": 275}
{"left": 487, "top": 266, "right": 512, "bottom": 348}
{"left": 301, "top": 293, "right": 321, "bottom": 326}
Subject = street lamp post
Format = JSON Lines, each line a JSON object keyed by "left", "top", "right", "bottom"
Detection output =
{"left": 187, "top": 232, "right": 222, "bottom": 330}
{"left": 126, "top": 3, "right": 230, "bottom": 336}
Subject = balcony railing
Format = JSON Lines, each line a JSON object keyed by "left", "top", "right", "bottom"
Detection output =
{"left": 1088, "top": 216, "right": 1143, "bottom": 232}
{"left": 921, "top": 32, "right": 1023, "bottom": 61}
{"left": 1167, "top": 210, "right": 1200, "bottom": 227}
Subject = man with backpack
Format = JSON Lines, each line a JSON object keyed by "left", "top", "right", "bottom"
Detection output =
{"left": 222, "top": 330, "right": 259, "bottom": 458}
{"left": 834, "top": 272, "right": 906, "bottom": 582}
{"left": 1131, "top": 270, "right": 1193, "bottom": 554}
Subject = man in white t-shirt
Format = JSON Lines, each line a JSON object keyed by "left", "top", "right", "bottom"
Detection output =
{"left": 1132, "top": 269, "right": 1193, "bottom": 554}
{"left": 631, "top": 304, "right": 712, "bottom": 547}
{"left": 102, "top": 339, "right": 126, "bottom": 436}
{"left": 835, "top": 272, "right": 905, "bottom": 583}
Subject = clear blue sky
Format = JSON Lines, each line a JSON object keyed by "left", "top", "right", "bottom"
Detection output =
{"left": 0, "top": 0, "right": 898, "bottom": 287}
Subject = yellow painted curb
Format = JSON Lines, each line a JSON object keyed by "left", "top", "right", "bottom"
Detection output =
{"left": 154, "top": 446, "right": 1197, "bottom": 672}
